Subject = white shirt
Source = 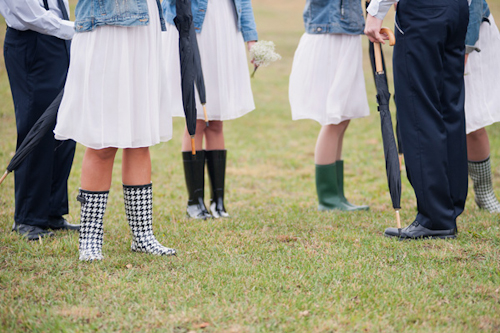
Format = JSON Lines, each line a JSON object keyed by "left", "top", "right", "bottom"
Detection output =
{"left": 367, "top": 0, "right": 398, "bottom": 20}
{"left": 0, "top": 0, "right": 75, "bottom": 40}
{"left": 367, "top": 0, "right": 471, "bottom": 20}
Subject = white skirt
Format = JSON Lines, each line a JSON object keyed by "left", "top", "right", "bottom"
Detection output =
{"left": 289, "top": 33, "right": 370, "bottom": 125}
{"left": 163, "top": 0, "right": 255, "bottom": 121}
{"left": 464, "top": 14, "right": 500, "bottom": 134}
{"left": 54, "top": 0, "right": 172, "bottom": 149}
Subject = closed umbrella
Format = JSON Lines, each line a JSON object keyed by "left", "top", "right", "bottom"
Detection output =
{"left": 174, "top": 0, "right": 198, "bottom": 155}
{"left": 0, "top": 90, "right": 63, "bottom": 186}
{"left": 370, "top": 28, "right": 402, "bottom": 234}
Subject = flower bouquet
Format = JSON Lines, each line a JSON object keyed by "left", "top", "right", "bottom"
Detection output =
{"left": 249, "top": 40, "right": 281, "bottom": 78}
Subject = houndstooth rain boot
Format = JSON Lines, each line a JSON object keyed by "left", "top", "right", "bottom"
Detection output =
{"left": 468, "top": 157, "right": 500, "bottom": 213}
{"left": 123, "top": 183, "right": 176, "bottom": 256}
{"left": 77, "top": 189, "right": 109, "bottom": 261}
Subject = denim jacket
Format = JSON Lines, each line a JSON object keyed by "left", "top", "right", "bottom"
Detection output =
{"left": 74, "top": 0, "right": 166, "bottom": 33}
{"left": 162, "top": 0, "right": 258, "bottom": 42}
{"left": 303, "top": 0, "right": 365, "bottom": 35}
{"left": 466, "top": 0, "right": 490, "bottom": 53}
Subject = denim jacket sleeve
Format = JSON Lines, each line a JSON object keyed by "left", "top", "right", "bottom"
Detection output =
{"left": 465, "top": 0, "right": 483, "bottom": 53}
{"left": 235, "top": 0, "right": 258, "bottom": 42}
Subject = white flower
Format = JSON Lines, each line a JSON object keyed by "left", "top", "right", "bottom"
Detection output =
{"left": 249, "top": 40, "right": 281, "bottom": 77}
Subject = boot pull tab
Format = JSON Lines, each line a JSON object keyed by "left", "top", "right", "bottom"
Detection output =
{"left": 77, "top": 194, "right": 87, "bottom": 204}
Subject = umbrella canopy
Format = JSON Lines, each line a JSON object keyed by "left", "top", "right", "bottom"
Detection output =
{"left": 0, "top": 89, "right": 63, "bottom": 185}
{"left": 369, "top": 28, "right": 402, "bottom": 231}
{"left": 174, "top": 0, "right": 197, "bottom": 154}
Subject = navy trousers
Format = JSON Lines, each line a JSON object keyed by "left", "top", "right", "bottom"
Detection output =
{"left": 4, "top": 28, "right": 76, "bottom": 228}
{"left": 394, "top": 0, "right": 469, "bottom": 230}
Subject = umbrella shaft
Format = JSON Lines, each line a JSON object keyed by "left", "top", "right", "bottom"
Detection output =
{"left": 374, "top": 43, "right": 384, "bottom": 74}
{"left": 395, "top": 210, "right": 401, "bottom": 229}
{"left": 0, "top": 170, "right": 9, "bottom": 186}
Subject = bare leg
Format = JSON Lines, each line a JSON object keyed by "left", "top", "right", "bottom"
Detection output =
{"left": 467, "top": 127, "right": 490, "bottom": 161}
{"left": 205, "top": 121, "right": 225, "bottom": 150}
{"left": 122, "top": 147, "right": 151, "bottom": 185}
{"left": 81, "top": 147, "right": 118, "bottom": 191}
{"left": 314, "top": 120, "right": 350, "bottom": 165}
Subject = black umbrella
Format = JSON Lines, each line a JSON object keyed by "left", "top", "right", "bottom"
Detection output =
{"left": 190, "top": 26, "right": 209, "bottom": 127}
{"left": 369, "top": 28, "right": 402, "bottom": 234}
{"left": 174, "top": 0, "right": 198, "bottom": 155}
{"left": 0, "top": 89, "right": 63, "bottom": 186}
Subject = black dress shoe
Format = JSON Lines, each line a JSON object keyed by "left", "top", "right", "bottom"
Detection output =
{"left": 47, "top": 216, "right": 80, "bottom": 231}
{"left": 385, "top": 221, "right": 457, "bottom": 240}
{"left": 12, "top": 223, "right": 54, "bottom": 241}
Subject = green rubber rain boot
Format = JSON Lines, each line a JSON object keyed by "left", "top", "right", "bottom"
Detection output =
{"left": 316, "top": 162, "right": 368, "bottom": 211}
{"left": 336, "top": 160, "right": 369, "bottom": 211}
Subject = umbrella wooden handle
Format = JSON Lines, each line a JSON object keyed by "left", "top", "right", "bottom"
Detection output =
{"left": 0, "top": 170, "right": 9, "bottom": 186}
{"left": 380, "top": 27, "right": 396, "bottom": 46}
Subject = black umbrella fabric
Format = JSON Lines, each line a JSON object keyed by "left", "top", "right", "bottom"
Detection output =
{"left": 370, "top": 28, "right": 402, "bottom": 233}
{"left": 190, "top": 26, "right": 209, "bottom": 127}
{"left": 174, "top": 0, "right": 198, "bottom": 155}
{"left": 0, "top": 89, "right": 63, "bottom": 186}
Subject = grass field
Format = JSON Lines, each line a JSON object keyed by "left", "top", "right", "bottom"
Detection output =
{"left": 1, "top": 1, "right": 500, "bottom": 332}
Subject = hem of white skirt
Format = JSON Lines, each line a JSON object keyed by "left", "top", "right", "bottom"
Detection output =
{"left": 466, "top": 118, "right": 500, "bottom": 135}
{"left": 172, "top": 108, "right": 255, "bottom": 121}
{"left": 292, "top": 113, "right": 369, "bottom": 126}
{"left": 54, "top": 133, "right": 173, "bottom": 149}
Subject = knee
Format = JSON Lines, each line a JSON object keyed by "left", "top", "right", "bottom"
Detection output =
{"left": 91, "top": 147, "right": 118, "bottom": 161}
{"left": 206, "top": 121, "right": 223, "bottom": 135}
{"left": 467, "top": 128, "right": 488, "bottom": 142}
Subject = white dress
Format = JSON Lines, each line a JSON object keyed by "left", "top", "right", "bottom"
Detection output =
{"left": 289, "top": 33, "right": 370, "bottom": 125}
{"left": 163, "top": 0, "right": 255, "bottom": 121}
{"left": 464, "top": 14, "right": 500, "bottom": 134}
{"left": 54, "top": 0, "right": 172, "bottom": 149}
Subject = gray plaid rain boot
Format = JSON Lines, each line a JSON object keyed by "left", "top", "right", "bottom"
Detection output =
{"left": 123, "top": 183, "right": 176, "bottom": 256}
{"left": 77, "top": 189, "right": 109, "bottom": 261}
{"left": 468, "top": 157, "right": 500, "bottom": 213}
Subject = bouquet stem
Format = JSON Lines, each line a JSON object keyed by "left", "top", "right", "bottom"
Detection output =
{"left": 251, "top": 65, "right": 259, "bottom": 78}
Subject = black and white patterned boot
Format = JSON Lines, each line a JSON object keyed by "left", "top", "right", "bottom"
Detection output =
{"left": 77, "top": 189, "right": 109, "bottom": 261}
{"left": 468, "top": 157, "right": 500, "bottom": 213}
{"left": 123, "top": 184, "right": 176, "bottom": 256}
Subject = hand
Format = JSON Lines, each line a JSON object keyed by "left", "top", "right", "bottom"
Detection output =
{"left": 247, "top": 40, "right": 257, "bottom": 64}
{"left": 464, "top": 53, "right": 469, "bottom": 66}
{"left": 364, "top": 15, "right": 386, "bottom": 44}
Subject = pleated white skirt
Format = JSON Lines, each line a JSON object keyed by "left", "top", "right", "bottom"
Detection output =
{"left": 54, "top": 0, "right": 172, "bottom": 149}
{"left": 163, "top": 0, "right": 255, "bottom": 121}
{"left": 464, "top": 14, "right": 500, "bottom": 134}
{"left": 289, "top": 33, "right": 370, "bottom": 125}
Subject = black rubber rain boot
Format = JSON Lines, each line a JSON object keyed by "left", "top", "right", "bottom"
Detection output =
{"left": 206, "top": 150, "right": 229, "bottom": 218}
{"left": 182, "top": 151, "right": 212, "bottom": 219}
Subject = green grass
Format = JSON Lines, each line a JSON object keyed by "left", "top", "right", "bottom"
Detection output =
{"left": 1, "top": 0, "right": 500, "bottom": 331}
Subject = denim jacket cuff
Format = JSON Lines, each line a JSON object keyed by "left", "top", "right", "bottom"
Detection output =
{"left": 242, "top": 30, "right": 258, "bottom": 42}
{"left": 466, "top": 45, "right": 481, "bottom": 54}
